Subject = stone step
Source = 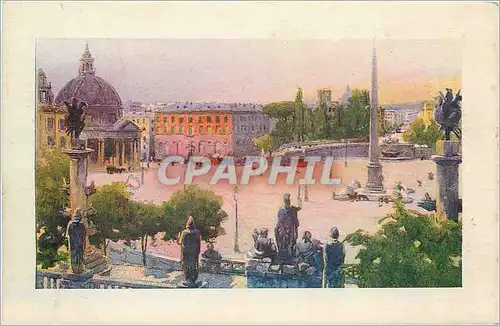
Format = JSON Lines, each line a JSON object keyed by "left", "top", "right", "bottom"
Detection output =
{"left": 86, "top": 256, "right": 107, "bottom": 270}
{"left": 91, "top": 263, "right": 109, "bottom": 275}
{"left": 84, "top": 252, "right": 103, "bottom": 265}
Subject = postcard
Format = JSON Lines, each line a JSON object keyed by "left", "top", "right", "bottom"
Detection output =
{"left": 2, "top": 2, "right": 498, "bottom": 325}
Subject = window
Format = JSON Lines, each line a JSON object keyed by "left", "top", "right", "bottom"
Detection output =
{"left": 198, "top": 117, "right": 203, "bottom": 123}
{"left": 224, "top": 116, "right": 229, "bottom": 123}
{"left": 215, "top": 116, "right": 220, "bottom": 123}
{"left": 199, "top": 126, "right": 204, "bottom": 134}
{"left": 215, "top": 126, "right": 221, "bottom": 134}
{"left": 179, "top": 117, "right": 184, "bottom": 123}
{"left": 164, "top": 118, "right": 167, "bottom": 124}
{"left": 188, "top": 117, "right": 193, "bottom": 123}
{"left": 188, "top": 126, "right": 193, "bottom": 136}
{"left": 46, "top": 136, "right": 54, "bottom": 146}
{"left": 58, "top": 118, "right": 65, "bottom": 131}
{"left": 179, "top": 126, "right": 184, "bottom": 133}
{"left": 171, "top": 117, "right": 175, "bottom": 123}
{"left": 60, "top": 136, "right": 66, "bottom": 148}
{"left": 223, "top": 126, "right": 228, "bottom": 134}
{"left": 206, "top": 116, "right": 212, "bottom": 123}
{"left": 171, "top": 126, "right": 176, "bottom": 134}
{"left": 46, "top": 117, "right": 54, "bottom": 131}
{"left": 207, "top": 126, "right": 213, "bottom": 134}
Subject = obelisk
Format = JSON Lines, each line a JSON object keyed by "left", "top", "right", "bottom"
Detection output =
{"left": 364, "top": 44, "right": 385, "bottom": 195}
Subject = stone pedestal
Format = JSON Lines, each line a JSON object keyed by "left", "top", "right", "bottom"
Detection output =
{"left": 364, "top": 161, "right": 385, "bottom": 193}
{"left": 63, "top": 148, "right": 94, "bottom": 213}
{"left": 432, "top": 141, "right": 462, "bottom": 221}
{"left": 63, "top": 146, "right": 109, "bottom": 273}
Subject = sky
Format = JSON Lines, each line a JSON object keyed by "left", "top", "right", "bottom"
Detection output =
{"left": 36, "top": 39, "right": 462, "bottom": 105}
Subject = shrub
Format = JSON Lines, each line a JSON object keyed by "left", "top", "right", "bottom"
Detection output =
{"left": 345, "top": 200, "right": 462, "bottom": 287}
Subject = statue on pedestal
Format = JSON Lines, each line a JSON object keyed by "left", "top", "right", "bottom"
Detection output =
{"left": 66, "top": 208, "right": 87, "bottom": 274}
{"left": 178, "top": 216, "right": 202, "bottom": 288}
{"left": 274, "top": 193, "right": 301, "bottom": 265}
{"left": 322, "top": 227, "right": 346, "bottom": 288}
{"left": 249, "top": 228, "right": 277, "bottom": 261}
{"left": 202, "top": 243, "right": 222, "bottom": 262}
{"left": 296, "top": 231, "right": 323, "bottom": 273}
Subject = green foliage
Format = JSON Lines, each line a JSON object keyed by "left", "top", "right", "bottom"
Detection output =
{"left": 89, "top": 182, "right": 131, "bottom": 253}
{"left": 344, "top": 89, "right": 370, "bottom": 139}
{"left": 36, "top": 148, "right": 70, "bottom": 268}
{"left": 263, "top": 101, "right": 296, "bottom": 146}
{"left": 345, "top": 201, "right": 462, "bottom": 288}
{"left": 253, "top": 133, "right": 274, "bottom": 155}
{"left": 403, "top": 118, "right": 443, "bottom": 149}
{"left": 162, "top": 184, "right": 228, "bottom": 242}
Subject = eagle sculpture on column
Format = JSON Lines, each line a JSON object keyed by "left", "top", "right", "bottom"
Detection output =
{"left": 433, "top": 89, "right": 462, "bottom": 140}
{"left": 63, "top": 97, "right": 87, "bottom": 139}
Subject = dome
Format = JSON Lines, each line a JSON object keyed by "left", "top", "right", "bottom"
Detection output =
{"left": 55, "top": 74, "right": 122, "bottom": 107}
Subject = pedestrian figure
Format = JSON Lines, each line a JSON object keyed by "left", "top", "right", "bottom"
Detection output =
{"left": 322, "top": 227, "right": 346, "bottom": 288}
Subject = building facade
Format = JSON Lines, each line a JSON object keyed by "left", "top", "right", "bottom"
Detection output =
{"left": 154, "top": 102, "right": 270, "bottom": 158}
{"left": 36, "top": 69, "right": 68, "bottom": 152}
{"left": 52, "top": 44, "right": 141, "bottom": 168}
{"left": 382, "top": 101, "right": 425, "bottom": 126}
{"left": 417, "top": 101, "right": 435, "bottom": 125}
{"left": 123, "top": 111, "right": 156, "bottom": 160}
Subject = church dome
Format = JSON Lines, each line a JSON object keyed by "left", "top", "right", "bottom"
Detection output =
{"left": 55, "top": 74, "right": 122, "bottom": 107}
{"left": 54, "top": 43, "right": 123, "bottom": 125}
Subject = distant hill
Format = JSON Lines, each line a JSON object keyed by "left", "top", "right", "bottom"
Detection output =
{"left": 306, "top": 75, "right": 461, "bottom": 106}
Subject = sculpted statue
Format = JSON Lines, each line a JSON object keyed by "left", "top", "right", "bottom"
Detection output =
{"left": 66, "top": 208, "right": 87, "bottom": 274}
{"left": 63, "top": 97, "right": 87, "bottom": 139}
{"left": 274, "top": 193, "right": 301, "bottom": 264}
{"left": 178, "top": 216, "right": 202, "bottom": 287}
{"left": 296, "top": 231, "right": 323, "bottom": 273}
{"left": 249, "top": 228, "right": 277, "bottom": 261}
{"left": 434, "top": 89, "right": 462, "bottom": 140}
{"left": 322, "top": 227, "right": 346, "bottom": 288}
{"left": 202, "top": 242, "right": 222, "bottom": 262}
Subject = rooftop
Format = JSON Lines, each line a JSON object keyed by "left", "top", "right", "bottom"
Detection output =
{"left": 382, "top": 101, "right": 425, "bottom": 111}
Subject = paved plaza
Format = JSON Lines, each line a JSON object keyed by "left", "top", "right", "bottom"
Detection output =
{"left": 90, "top": 158, "right": 455, "bottom": 263}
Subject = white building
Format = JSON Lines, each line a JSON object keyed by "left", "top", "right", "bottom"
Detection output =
{"left": 382, "top": 101, "right": 425, "bottom": 126}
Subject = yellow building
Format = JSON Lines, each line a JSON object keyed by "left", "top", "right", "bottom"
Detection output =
{"left": 417, "top": 100, "right": 435, "bottom": 125}
{"left": 36, "top": 69, "right": 69, "bottom": 152}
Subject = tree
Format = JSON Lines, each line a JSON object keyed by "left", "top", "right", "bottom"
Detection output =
{"left": 162, "top": 184, "right": 228, "bottom": 242}
{"left": 253, "top": 133, "right": 274, "bottom": 156}
{"left": 294, "top": 88, "right": 307, "bottom": 142}
{"left": 88, "top": 182, "right": 130, "bottom": 255}
{"left": 403, "top": 118, "right": 443, "bottom": 149}
{"left": 128, "top": 201, "right": 164, "bottom": 266}
{"left": 263, "top": 101, "right": 296, "bottom": 147}
{"left": 344, "top": 89, "right": 370, "bottom": 139}
{"left": 345, "top": 201, "right": 462, "bottom": 287}
{"left": 36, "top": 148, "right": 70, "bottom": 268}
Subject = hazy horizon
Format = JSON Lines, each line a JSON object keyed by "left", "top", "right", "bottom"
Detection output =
{"left": 36, "top": 39, "right": 462, "bottom": 105}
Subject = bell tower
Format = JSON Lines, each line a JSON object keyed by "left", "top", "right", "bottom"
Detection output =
{"left": 79, "top": 43, "right": 95, "bottom": 76}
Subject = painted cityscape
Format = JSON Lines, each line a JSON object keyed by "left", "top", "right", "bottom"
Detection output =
{"left": 35, "top": 39, "right": 462, "bottom": 289}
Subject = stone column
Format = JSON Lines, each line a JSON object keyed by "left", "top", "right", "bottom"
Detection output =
{"left": 433, "top": 141, "right": 462, "bottom": 221}
{"left": 114, "top": 139, "right": 119, "bottom": 165}
{"left": 130, "top": 140, "right": 135, "bottom": 167}
{"left": 99, "top": 139, "right": 105, "bottom": 167}
{"left": 63, "top": 148, "right": 94, "bottom": 214}
{"left": 364, "top": 45, "right": 385, "bottom": 195}
{"left": 121, "top": 141, "right": 126, "bottom": 166}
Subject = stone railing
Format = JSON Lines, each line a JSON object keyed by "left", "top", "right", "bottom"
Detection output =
{"left": 200, "top": 258, "right": 246, "bottom": 275}
{"left": 36, "top": 270, "right": 177, "bottom": 289}
{"left": 110, "top": 245, "right": 246, "bottom": 276}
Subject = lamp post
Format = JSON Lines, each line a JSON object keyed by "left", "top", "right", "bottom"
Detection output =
{"left": 302, "top": 149, "right": 309, "bottom": 202}
{"left": 233, "top": 186, "right": 240, "bottom": 253}
{"left": 141, "top": 147, "right": 147, "bottom": 185}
